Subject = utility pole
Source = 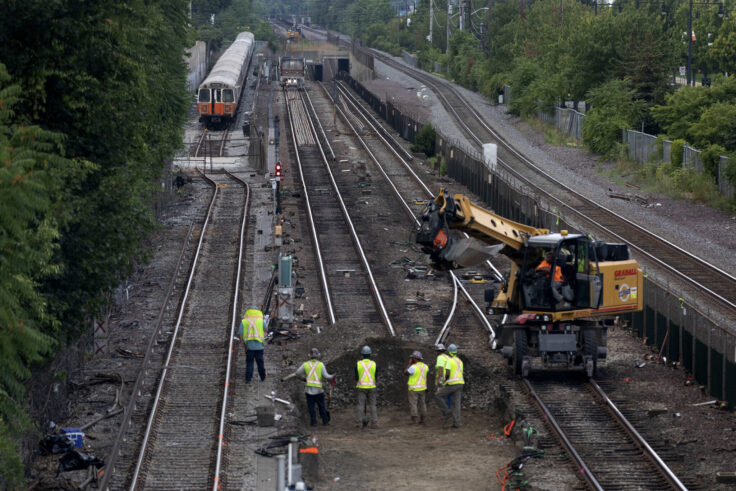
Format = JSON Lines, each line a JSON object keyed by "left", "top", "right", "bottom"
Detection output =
{"left": 446, "top": 1, "right": 452, "bottom": 53}
{"left": 429, "top": 0, "right": 433, "bottom": 43}
{"left": 460, "top": 0, "right": 464, "bottom": 31}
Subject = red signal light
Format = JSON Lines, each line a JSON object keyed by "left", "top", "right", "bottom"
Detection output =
{"left": 275, "top": 163, "right": 282, "bottom": 178}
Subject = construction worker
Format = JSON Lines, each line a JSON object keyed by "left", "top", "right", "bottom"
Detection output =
{"left": 405, "top": 350, "right": 428, "bottom": 424}
{"left": 283, "top": 348, "right": 335, "bottom": 426}
{"left": 434, "top": 344, "right": 464, "bottom": 428}
{"left": 434, "top": 343, "right": 452, "bottom": 413}
{"left": 355, "top": 345, "right": 378, "bottom": 428}
{"left": 434, "top": 343, "right": 451, "bottom": 386}
{"left": 536, "top": 251, "right": 563, "bottom": 281}
{"left": 239, "top": 306, "right": 267, "bottom": 383}
{"left": 536, "top": 250, "right": 570, "bottom": 305}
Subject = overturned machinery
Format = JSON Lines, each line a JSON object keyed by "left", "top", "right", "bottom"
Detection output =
{"left": 416, "top": 189, "right": 643, "bottom": 376}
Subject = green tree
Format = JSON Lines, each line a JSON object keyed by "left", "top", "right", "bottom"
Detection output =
{"left": 689, "top": 102, "right": 736, "bottom": 151}
{"left": 583, "top": 79, "right": 646, "bottom": 155}
{"left": 651, "top": 77, "right": 736, "bottom": 144}
{"left": 710, "top": 16, "right": 736, "bottom": 75}
{"left": 0, "top": 62, "right": 89, "bottom": 487}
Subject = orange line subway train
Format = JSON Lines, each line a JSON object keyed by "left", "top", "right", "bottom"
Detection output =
{"left": 197, "top": 31, "right": 254, "bottom": 126}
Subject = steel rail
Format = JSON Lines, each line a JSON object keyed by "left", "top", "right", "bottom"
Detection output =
{"left": 325, "top": 83, "right": 476, "bottom": 343}
{"left": 97, "top": 221, "right": 196, "bottom": 491}
{"left": 302, "top": 86, "right": 335, "bottom": 161}
{"left": 311, "top": 87, "right": 417, "bottom": 226}
{"left": 589, "top": 379, "right": 688, "bottom": 491}
{"left": 436, "top": 272, "right": 459, "bottom": 345}
{"left": 523, "top": 379, "right": 604, "bottom": 491}
{"left": 212, "top": 171, "right": 250, "bottom": 490}
{"left": 284, "top": 90, "right": 337, "bottom": 325}
{"left": 130, "top": 174, "right": 221, "bottom": 489}
{"left": 372, "top": 52, "right": 736, "bottom": 315}
{"left": 334, "top": 81, "right": 504, "bottom": 283}
{"left": 330, "top": 82, "right": 499, "bottom": 338}
{"left": 218, "top": 129, "right": 230, "bottom": 157}
{"left": 194, "top": 130, "right": 207, "bottom": 158}
{"left": 298, "top": 88, "right": 395, "bottom": 335}
{"left": 334, "top": 83, "right": 430, "bottom": 196}
{"left": 335, "top": 82, "right": 415, "bottom": 163}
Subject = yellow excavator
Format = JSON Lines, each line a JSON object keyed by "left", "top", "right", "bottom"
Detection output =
{"left": 416, "top": 189, "right": 643, "bottom": 376}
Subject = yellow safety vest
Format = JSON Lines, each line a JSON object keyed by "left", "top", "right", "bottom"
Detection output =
{"left": 445, "top": 355, "right": 464, "bottom": 385}
{"left": 356, "top": 359, "right": 376, "bottom": 389}
{"left": 407, "top": 362, "right": 428, "bottom": 391}
{"left": 305, "top": 360, "right": 324, "bottom": 388}
{"left": 436, "top": 353, "right": 451, "bottom": 384}
{"left": 242, "top": 309, "right": 264, "bottom": 343}
{"left": 435, "top": 353, "right": 451, "bottom": 369}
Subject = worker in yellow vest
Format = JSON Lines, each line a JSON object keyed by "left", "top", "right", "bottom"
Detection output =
{"left": 355, "top": 345, "right": 378, "bottom": 428}
{"left": 283, "top": 348, "right": 335, "bottom": 426}
{"left": 434, "top": 344, "right": 464, "bottom": 428}
{"left": 405, "top": 350, "right": 428, "bottom": 424}
{"left": 434, "top": 343, "right": 451, "bottom": 385}
{"left": 239, "top": 307, "right": 267, "bottom": 383}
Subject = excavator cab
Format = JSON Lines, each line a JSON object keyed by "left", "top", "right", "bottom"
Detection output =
{"left": 519, "top": 234, "right": 603, "bottom": 313}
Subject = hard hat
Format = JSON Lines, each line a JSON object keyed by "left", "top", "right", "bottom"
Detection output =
{"left": 411, "top": 350, "right": 423, "bottom": 361}
{"left": 310, "top": 348, "right": 321, "bottom": 358}
{"left": 435, "top": 343, "right": 446, "bottom": 351}
{"left": 361, "top": 345, "right": 372, "bottom": 356}
{"left": 448, "top": 344, "right": 458, "bottom": 354}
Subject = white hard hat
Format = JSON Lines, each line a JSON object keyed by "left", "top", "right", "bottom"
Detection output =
{"left": 361, "top": 345, "right": 372, "bottom": 355}
{"left": 448, "top": 344, "right": 458, "bottom": 354}
{"left": 411, "top": 350, "right": 423, "bottom": 361}
{"left": 435, "top": 343, "right": 446, "bottom": 351}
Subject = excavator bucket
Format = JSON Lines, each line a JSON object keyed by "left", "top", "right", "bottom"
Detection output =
{"left": 439, "top": 234, "right": 504, "bottom": 268}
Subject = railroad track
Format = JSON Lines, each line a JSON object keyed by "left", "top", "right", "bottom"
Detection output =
{"left": 525, "top": 374, "right": 694, "bottom": 490}
{"left": 194, "top": 128, "right": 231, "bottom": 159}
{"left": 327, "top": 80, "right": 498, "bottom": 342}
{"left": 285, "top": 87, "right": 393, "bottom": 334}
{"left": 100, "top": 172, "right": 249, "bottom": 490}
{"left": 370, "top": 52, "right": 736, "bottom": 320}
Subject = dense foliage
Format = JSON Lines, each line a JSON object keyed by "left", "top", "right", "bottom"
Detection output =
{"left": 193, "top": 0, "right": 280, "bottom": 51}
{"left": 0, "top": 0, "right": 192, "bottom": 483}
{"left": 266, "top": 0, "right": 736, "bottom": 189}
{"left": 411, "top": 123, "right": 437, "bottom": 156}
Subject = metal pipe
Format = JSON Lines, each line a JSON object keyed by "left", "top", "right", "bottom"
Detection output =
{"left": 287, "top": 440, "right": 293, "bottom": 485}
{"left": 276, "top": 455, "right": 286, "bottom": 491}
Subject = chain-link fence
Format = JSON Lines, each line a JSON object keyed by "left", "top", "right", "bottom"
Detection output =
{"left": 623, "top": 129, "right": 734, "bottom": 197}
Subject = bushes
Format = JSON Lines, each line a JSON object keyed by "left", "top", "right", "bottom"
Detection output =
{"left": 583, "top": 80, "right": 645, "bottom": 156}
{"left": 670, "top": 139, "right": 685, "bottom": 167}
{"left": 701, "top": 144, "right": 726, "bottom": 180}
{"left": 411, "top": 123, "right": 436, "bottom": 157}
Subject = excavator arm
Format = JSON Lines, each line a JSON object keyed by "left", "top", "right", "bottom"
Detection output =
{"left": 417, "top": 189, "right": 547, "bottom": 268}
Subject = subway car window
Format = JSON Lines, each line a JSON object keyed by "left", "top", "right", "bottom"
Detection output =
{"left": 198, "top": 89, "right": 210, "bottom": 102}
{"left": 222, "top": 89, "right": 235, "bottom": 102}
